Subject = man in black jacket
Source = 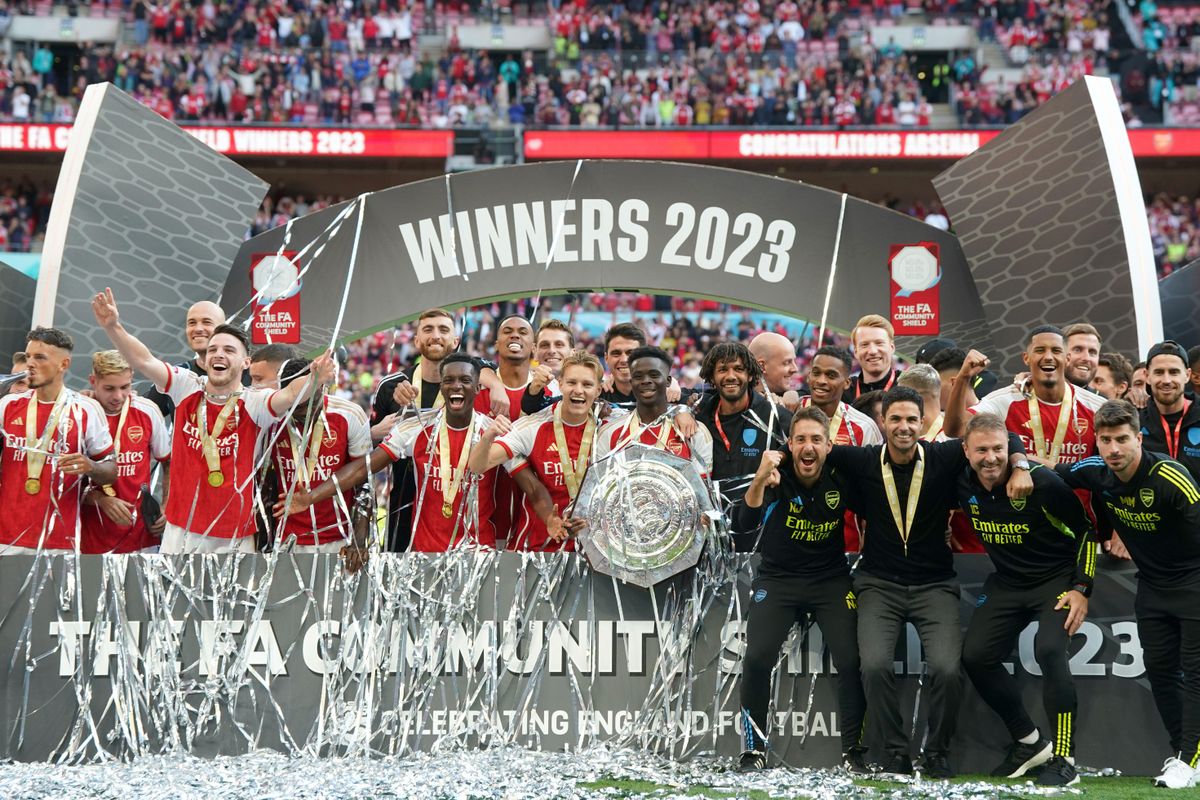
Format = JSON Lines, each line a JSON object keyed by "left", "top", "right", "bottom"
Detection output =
{"left": 824, "top": 386, "right": 1033, "bottom": 778}
{"left": 692, "top": 342, "right": 790, "bottom": 544}
{"left": 731, "top": 405, "right": 865, "bottom": 773}
{"left": 1139, "top": 341, "right": 1200, "bottom": 483}
{"left": 957, "top": 413, "right": 1096, "bottom": 787}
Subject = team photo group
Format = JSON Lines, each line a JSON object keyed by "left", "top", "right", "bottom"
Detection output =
{"left": 1, "top": 287, "right": 1198, "bottom": 789}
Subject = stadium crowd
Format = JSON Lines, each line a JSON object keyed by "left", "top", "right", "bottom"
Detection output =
{"left": 1, "top": 0, "right": 1191, "bottom": 128}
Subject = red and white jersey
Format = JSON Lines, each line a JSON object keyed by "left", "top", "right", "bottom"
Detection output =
{"left": 970, "top": 385, "right": 1105, "bottom": 465}
{"left": 496, "top": 403, "right": 598, "bottom": 552}
{"left": 80, "top": 396, "right": 171, "bottom": 553}
{"left": 160, "top": 363, "right": 279, "bottom": 538}
{"left": 379, "top": 411, "right": 497, "bottom": 551}
{"left": 273, "top": 396, "right": 371, "bottom": 547}
{"left": 800, "top": 397, "right": 882, "bottom": 446}
{"left": 0, "top": 389, "right": 113, "bottom": 550}
{"left": 594, "top": 410, "right": 714, "bottom": 477}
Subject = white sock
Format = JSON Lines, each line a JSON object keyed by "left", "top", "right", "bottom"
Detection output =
{"left": 1018, "top": 730, "right": 1040, "bottom": 745}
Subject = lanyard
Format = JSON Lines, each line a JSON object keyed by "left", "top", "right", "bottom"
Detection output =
{"left": 801, "top": 396, "right": 857, "bottom": 445}
{"left": 1162, "top": 400, "right": 1193, "bottom": 460}
{"left": 854, "top": 369, "right": 895, "bottom": 399}
{"left": 197, "top": 392, "right": 240, "bottom": 488}
{"left": 437, "top": 412, "right": 475, "bottom": 518}
{"left": 880, "top": 445, "right": 924, "bottom": 557}
{"left": 921, "top": 413, "right": 944, "bottom": 442}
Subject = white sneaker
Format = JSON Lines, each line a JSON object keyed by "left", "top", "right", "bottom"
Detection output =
{"left": 1153, "top": 756, "right": 1196, "bottom": 789}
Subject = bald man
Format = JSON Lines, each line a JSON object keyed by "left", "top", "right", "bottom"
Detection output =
{"left": 146, "top": 300, "right": 237, "bottom": 420}
{"left": 749, "top": 332, "right": 801, "bottom": 411}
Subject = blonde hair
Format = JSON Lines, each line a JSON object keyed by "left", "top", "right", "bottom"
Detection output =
{"left": 851, "top": 314, "right": 895, "bottom": 345}
{"left": 537, "top": 318, "right": 575, "bottom": 348}
{"left": 560, "top": 349, "right": 603, "bottom": 381}
{"left": 91, "top": 349, "right": 131, "bottom": 377}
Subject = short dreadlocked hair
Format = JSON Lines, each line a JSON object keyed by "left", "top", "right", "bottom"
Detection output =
{"left": 699, "top": 341, "right": 763, "bottom": 387}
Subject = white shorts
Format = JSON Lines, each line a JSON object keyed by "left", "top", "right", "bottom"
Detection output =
{"left": 161, "top": 523, "right": 258, "bottom": 555}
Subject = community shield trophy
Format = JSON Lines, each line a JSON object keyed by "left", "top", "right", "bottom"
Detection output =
{"left": 574, "top": 443, "right": 715, "bottom": 588}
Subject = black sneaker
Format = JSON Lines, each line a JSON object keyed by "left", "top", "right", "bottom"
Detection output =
{"left": 918, "top": 751, "right": 954, "bottom": 780}
{"left": 737, "top": 750, "right": 766, "bottom": 773}
{"left": 1036, "top": 755, "right": 1080, "bottom": 787}
{"left": 842, "top": 747, "right": 873, "bottom": 776}
{"left": 878, "top": 752, "right": 913, "bottom": 777}
{"left": 990, "top": 737, "right": 1053, "bottom": 778}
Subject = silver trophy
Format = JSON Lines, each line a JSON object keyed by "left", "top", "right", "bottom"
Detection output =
{"left": 574, "top": 443, "right": 714, "bottom": 588}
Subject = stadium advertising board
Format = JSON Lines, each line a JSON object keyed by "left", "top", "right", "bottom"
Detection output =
{"left": 0, "top": 123, "right": 452, "bottom": 158}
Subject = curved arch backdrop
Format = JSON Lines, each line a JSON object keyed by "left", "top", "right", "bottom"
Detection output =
{"left": 223, "top": 161, "right": 994, "bottom": 355}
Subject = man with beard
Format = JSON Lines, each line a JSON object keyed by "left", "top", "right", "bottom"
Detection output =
{"left": 748, "top": 331, "right": 800, "bottom": 410}
{"left": 469, "top": 350, "right": 603, "bottom": 551}
{"left": 801, "top": 347, "right": 881, "bottom": 446}
{"left": 693, "top": 342, "right": 790, "bottom": 542}
{"left": 1058, "top": 401, "right": 1200, "bottom": 789}
{"left": 957, "top": 414, "right": 1096, "bottom": 787}
{"left": 731, "top": 406, "right": 867, "bottom": 774}
{"left": 594, "top": 346, "right": 713, "bottom": 477}
{"left": 0, "top": 328, "right": 116, "bottom": 553}
{"left": 270, "top": 359, "right": 372, "bottom": 553}
{"left": 1092, "top": 353, "right": 1132, "bottom": 401}
{"left": 488, "top": 314, "right": 536, "bottom": 543}
{"left": 1063, "top": 323, "right": 1101, "bottom": 390}
{"left": 944, "top": 333, "right": 1118, "bottom": 558}
{"left": 824, "top": 386, "right": 1033, "bottom": 778}
{"left": 80, "top": 350, "right": 170, "bottom": 553}
{"left": 844, "top": 315, "right": 898, "bottom": 403}
{"left": 287, "top": 354, "right": 498, "bottom": 551}
{"left": 144, "top": 299, "right": 228, "bottom": 420}
{"left": 370, "top": 308, "right": 506, "bottom": 551}
{"left": 1138, "top": 341, "right": 1200, "bottom": 483}
{"left": 93, "top": 289, "right": 335, "bottom": 554}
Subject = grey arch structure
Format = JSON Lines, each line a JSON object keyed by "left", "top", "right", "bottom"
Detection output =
{"left": 223, "top": 160, "right": 994, "bottom": 357}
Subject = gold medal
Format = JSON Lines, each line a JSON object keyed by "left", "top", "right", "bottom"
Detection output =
{"left": 207, "top": 471, "right": 225, "bottom": 488}
{"left": 442, "top": 501, "right": 453, "bottom": 518}
{"left": 24, "top": 390, "right": 69, "bottom": 497}
{"left": 197, "top": 391, "right": 239, "bottom": 493}
{"left": 24, "top": 478, "right": 40, "bottom": 495}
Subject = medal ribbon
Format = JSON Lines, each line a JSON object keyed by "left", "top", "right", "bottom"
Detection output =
{"left": 1028, "top": 382, "right": 1073, "bottom": 463}
{"left": 626, "top": 412, "right": 672, "bottom": 450}
{"left": 287, "top": 406, "right": 328, "bottom": 487}
{"left": 880, "top": 445, "right": 924, "bottom": 557}
{"left": 24, "top": 390, "right": 69, "bottom": 492}
{"left": 801, "top": 396, "right": 856, "bottom": 445}
{"left": 437, "top": 411, "right": 474, "bottom": 516}
{"left": 197, "top": 393, "right": 240, "bottom": 486}
{"left": 854, "top": 368, "right": 895, "bottom": 399}
{"left": 1162, "top": 399, "right": 1193, "bottom": 460}
{"left": 101, "top": 396, "right": 132, "bottom": 497}
{"left": 921, "top": 413, "right": 944, "bottom": 443}
{"left": 553, "top": 402, "right": 595, "bottom": 499}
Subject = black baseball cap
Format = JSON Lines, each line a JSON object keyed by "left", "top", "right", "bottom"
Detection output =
{"left": 1146, "top": 340, "right": 1189, "bottom": 367}
{"left": 915, "top": 338, "right": 957, "bottom": 364}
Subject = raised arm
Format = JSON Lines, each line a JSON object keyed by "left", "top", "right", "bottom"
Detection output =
{"left": 468, "top": 414, "right": 513, "bottom": 473}
{"left": 269, "top": 350, "right": 336, "bottom": 417}
{"left": 944, "top": 348, "right": 988, "bottom": 438}
{"left": 91, "top": 288, "right": 170, "bottom": 388}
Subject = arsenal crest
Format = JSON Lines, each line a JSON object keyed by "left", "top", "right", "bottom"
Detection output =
{"left": 1140, "top": 488, "right": 1155, "bottom": 507}
{"left": 127, "top": 425, "right": 145, "bottom": 444}
{"left": 1010, "top": 496, "right": 1026, "bottom": 511}
{"left": 824, "top": 490, "right": 840, "bottom": 509}
{"left": 1072, "top": 416, "right": 1088, "bottom": 435}
{"left": 323, "top": 428, "right": 337, "bottom": 446}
